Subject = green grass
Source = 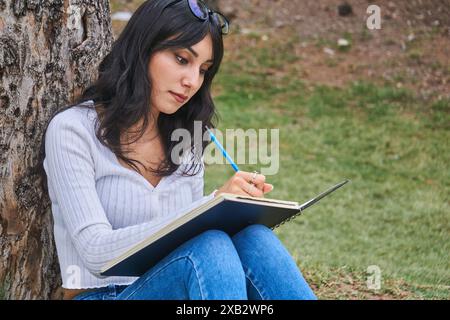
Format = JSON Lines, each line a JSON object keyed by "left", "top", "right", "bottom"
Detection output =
{"left": 204, "top": 34, "right": 450, "bottom": 299}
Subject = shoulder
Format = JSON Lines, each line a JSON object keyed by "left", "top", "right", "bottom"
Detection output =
{"left": 46, "top": 100, "right": 97, "bottom": 138}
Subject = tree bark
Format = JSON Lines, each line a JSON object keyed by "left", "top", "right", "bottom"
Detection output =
{"left": 0, "top": 0, "right": 113, "bottom": 300}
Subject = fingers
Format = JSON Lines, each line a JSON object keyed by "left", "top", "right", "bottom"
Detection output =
{"left": 235, "top": 177, "right": 264, "bottom": 197}
{"left": 246, "top": 182, "right": 265, "bottom": 197}
{"left": 263, "top": 183, "right": 274, "bottom": 194}
{"left": 236, "top": 171, "right": 266, "bottom": 188}
{"left": 233, "top": 176, "right": 262, "bottom": 197}
{"left": 231, "top": 171, "right": 274, "bottom": 198}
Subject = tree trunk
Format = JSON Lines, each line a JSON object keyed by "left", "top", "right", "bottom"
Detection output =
{"left": 0, "top": 0, "right": 113, "bottom": 300}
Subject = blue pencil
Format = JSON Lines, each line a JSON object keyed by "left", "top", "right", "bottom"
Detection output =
{"left": 205, "top": 126, "right": 240, "bottom": 172}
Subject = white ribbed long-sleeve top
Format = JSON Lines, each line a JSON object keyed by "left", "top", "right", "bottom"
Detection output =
{"left": 43, "top": 101, "right": 215, "bottom": 289}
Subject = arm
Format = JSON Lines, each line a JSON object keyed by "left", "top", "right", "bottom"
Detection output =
{"left": 44, "top": 114, "right": 202, "bottom": 276}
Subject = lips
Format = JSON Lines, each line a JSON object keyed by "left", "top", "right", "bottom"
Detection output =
{"left": 170, "top": 91, "right": 188, "bottom": 103}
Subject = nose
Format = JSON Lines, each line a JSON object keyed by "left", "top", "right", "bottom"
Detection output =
{"left": 181, "top": 69, "right": 202, "bottom": 89}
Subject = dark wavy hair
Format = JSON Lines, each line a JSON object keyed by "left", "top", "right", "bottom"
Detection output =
{"left": 38, "top": 0, "right": 226, "bottom": 191}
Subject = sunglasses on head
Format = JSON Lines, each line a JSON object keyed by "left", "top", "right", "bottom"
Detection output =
{"left": 166, "top": 0, "right": 230, "bottom": 35}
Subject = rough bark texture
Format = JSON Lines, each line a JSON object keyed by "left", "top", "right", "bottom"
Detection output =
{"left": 0, "top": 0, "right": 112, "bottom": 300}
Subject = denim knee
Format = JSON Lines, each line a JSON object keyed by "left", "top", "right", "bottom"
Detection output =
{"left": 192, "top": 230, "right": 236, "bottom": 257}
{"left": 234, "top": 224, "right": 273, "bottom": 241}
{"left": 188, "top": 230, "right": 242, "bottom": 266}
{"left": 232, "top": 224, "right": 285, "bottom": 259}
{"left": 186, "top": 230, "right": 246, "bottom": 286}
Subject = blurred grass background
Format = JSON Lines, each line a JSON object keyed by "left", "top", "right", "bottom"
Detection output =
{"left": 110, "top": 0, "right": 449, "bottom": 299}
{"left": 205, "top": 34, "right": 449, "bottom": 299}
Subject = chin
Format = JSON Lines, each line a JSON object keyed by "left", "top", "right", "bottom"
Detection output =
{"left": 159, "top": 108, "right": 180, "bottom": 115}
{"left": 160, "top": 104, "right": 186, "bottom": 115}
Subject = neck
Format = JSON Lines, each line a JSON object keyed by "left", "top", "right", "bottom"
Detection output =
{"left": 122, "top": 112, "right": 160, "bottom": 144}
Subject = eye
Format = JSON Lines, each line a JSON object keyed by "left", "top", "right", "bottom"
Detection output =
{"left": 175, "top": 54, "right": 188, "bottom": 65}
{"left": 176, "top": 53, "right": 209, "bottom": 75}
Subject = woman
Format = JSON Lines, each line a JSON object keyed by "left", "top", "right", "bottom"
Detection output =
{"left": 39, "top": 0, "right": 316, "bottom": 300}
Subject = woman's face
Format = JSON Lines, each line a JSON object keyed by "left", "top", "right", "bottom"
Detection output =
{"left": 148, "top": 34, "right": 214, "bottom": 117}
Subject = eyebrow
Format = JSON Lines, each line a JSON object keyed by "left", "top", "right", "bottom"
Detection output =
{"left": 186, "top": 47, "right": 214, "bottom": 64}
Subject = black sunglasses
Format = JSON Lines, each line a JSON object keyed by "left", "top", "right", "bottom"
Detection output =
{"left": 166, "top": 0, "right": 230, "bottom": 35}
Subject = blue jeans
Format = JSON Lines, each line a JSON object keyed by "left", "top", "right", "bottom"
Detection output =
{"left": 73, "top": 224, "right": 317, "bottom": 300}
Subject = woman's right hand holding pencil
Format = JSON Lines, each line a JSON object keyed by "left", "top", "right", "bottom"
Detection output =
{"left": 205, "top": 127, "right": 273, "bottom": 198}
{"left": 215, "top": 171, "right": 274, "bottom": 198}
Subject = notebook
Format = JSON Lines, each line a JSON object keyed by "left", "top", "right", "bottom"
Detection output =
{"left": 100, "top": 179, "right": 349, "bottom": 277}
